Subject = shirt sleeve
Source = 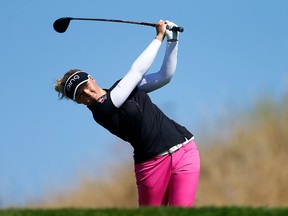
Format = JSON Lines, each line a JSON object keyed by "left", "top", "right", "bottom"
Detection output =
{"left": 137, "top": 41, "right": 178, "bottom": 92}
{"left": 110, "top": 39, "right": 162, "bottom": 108}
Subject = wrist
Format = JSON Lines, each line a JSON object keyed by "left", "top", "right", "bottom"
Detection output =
{"left": 155, "top": 34, "right": 165, "bottom": 42}
{"left": 167, "top": 39, "right": 178, "bottom": 42}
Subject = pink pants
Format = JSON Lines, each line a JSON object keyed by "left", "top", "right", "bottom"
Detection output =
{"left": 134, "top": 140, "right": 200, "bottom": 207}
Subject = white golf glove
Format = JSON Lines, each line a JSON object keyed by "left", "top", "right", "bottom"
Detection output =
{"left": 165, "top": 20, "right": 179, "bottom": 42}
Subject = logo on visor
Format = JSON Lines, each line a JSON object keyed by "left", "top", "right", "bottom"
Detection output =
{"left": 66, "top": 75, "right": 80, "bottom": 91}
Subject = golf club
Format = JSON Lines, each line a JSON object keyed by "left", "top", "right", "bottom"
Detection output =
{"left": 53, "top": 17, "right": 184, "bottom": 33}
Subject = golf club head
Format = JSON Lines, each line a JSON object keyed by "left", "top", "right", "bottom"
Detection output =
{"left": 53, "top": 17, "right": 73, "bottom": 33}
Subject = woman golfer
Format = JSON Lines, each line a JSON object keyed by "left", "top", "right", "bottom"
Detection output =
{"left": 55, "top": 20, "right": 200, "bottom": 207}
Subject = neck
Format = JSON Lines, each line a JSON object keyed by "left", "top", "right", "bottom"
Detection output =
{"left": 95, "top": 88, "right": 107, "bottom": 100}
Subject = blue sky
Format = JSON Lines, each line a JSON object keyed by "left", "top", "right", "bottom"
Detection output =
{"left": 1, "top": 0, "right": 287, "bottom": 207}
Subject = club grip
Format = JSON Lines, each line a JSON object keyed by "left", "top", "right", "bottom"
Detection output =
{"left": 141, "top": 22, "right": 184, "bottom": 32}
{"left": 170, "top": 26, "right": 184, "bottom": 32}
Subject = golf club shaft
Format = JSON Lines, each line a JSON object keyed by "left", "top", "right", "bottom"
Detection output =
{"left": 73, "top": 17, "right": 155, "bottom": 27}
{"left": 69, "top": 17, "right": 184, "bottom": 32}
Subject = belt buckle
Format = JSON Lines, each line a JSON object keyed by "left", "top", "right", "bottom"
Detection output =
{"left": 168, "top": 144, "right": 182, "bottom": 154}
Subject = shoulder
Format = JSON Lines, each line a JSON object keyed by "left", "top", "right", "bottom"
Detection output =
{"left": 87, "top": 90, "right": 117, "bottom": 116}
{"left": 109, "top": 79, "right": 122, "bottom": 91}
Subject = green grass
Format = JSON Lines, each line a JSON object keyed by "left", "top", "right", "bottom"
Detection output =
{"left": 1, "top": 207, "right": 288, "bottom": 216}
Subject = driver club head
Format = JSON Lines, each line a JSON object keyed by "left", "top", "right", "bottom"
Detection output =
{"left": 53, "top": 17, "right": 73, "bottom": 33}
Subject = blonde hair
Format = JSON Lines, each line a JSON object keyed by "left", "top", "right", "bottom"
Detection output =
{"left": 54, "top": 69, "right": 81, "bottom": 99}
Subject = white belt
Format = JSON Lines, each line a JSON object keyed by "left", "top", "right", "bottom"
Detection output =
{"left": 158, "top": 137, "right": 194, "bottom": 156}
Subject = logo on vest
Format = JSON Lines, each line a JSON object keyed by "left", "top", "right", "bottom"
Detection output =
{"left": 97, "top": 95, "right": 107, "bottom": 103}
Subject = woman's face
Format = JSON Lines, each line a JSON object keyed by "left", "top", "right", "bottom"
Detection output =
{"left": 75, "top": 77, "right": 98, "bottom": 105}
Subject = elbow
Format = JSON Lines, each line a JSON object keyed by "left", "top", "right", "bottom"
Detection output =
{"left": 160, "top": 76, "right": 173, "bottom": 87}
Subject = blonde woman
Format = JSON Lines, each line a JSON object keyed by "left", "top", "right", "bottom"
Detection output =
{"left": 55, "top": 20, "right": 200, "bottom": 207}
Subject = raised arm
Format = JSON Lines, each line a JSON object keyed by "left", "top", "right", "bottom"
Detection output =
{"left": 138, "top": 21, "right": 179, "bottom": 92}
{"left": 137, "top": 41, "right": 178, "bottom": 92}
{"left": 110, "top": 20, "right": 166, "bottom": 108}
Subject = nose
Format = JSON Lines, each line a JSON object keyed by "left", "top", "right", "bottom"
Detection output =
{"left": 84, "top": 89, "right": 97, "bottom": 100}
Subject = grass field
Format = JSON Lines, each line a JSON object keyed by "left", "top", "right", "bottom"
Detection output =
{"left": 1, "top": 207, "right": 288, "bottom": 216}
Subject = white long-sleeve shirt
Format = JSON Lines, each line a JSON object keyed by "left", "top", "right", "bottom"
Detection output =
{"left": 110, "top": 39, "right": 178, "bottom": 108}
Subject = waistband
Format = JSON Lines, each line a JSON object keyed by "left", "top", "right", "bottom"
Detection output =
{"left": 158, "top": 136, "right": 194, "bottom": 157}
